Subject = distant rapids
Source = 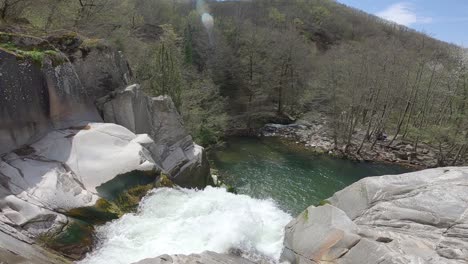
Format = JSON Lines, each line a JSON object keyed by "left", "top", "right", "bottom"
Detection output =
{"left": 80, "top": 187, "right": 292, "bottom": 264}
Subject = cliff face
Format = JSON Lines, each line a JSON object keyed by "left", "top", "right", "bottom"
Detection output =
{"left": 100, "top": 85, "right": 210, "bottom": 188}
{"left": 0, "top": 32, "right": 137, "bottom": 155}
{"left": 0, "top": 32, "right": 210, "bottom": 262}
{"left": 0, "top": 33, "right": 102, "bottom": 154}
{"left": 0, "top": 32, "right": 210, "bottom": 185}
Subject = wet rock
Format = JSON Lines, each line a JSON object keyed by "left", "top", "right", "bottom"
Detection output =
{"left": 0, "top": 223, "right": 70, "bottom": 264}
{"left": 281, "top": 205, "right": 361, "bottom": 264}
{"left": 283, "top": 167, "right": 468, "bottom": 264}
{"left": 132, "top": 251, "right": 256, "bottom": 264}
{"left": 0, "top": 123, "right": 157, "bottom": 235}
{"left": 155, "top": 174, "right": 175, "bottom": 188}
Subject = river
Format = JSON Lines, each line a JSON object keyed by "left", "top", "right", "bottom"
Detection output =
{"left": 210, "top": 137, "right": 411, "bottom": 216}
{"left": 81, "top": 137, "right": 410, "bottom": 264}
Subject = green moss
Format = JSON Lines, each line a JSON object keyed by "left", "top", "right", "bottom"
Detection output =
{"left": 58, "top": 32, "right": 79, "bottom": 45}
{"left": 317, "top": 199, "right": 331, "bottom": 206}
{"left": 67, "top": 200, "right": 120, "bottom": 224}
{"left": 114, "top": 183, "right": 155, "bottom": 214}
{"left": 80, "top": 38, "right": 107, "bottom": 51}
{"left": 37, "top": 220, "right": 95, "bottom": 260}
{"left": 45, "top": 50, "right": 67, "bottom": 67}
{"left": 96, "top": 170, "right": 158, "bottom": 200}
{"left": 0, "top": 41, "right": 16, "bottom": 51}
{"left": 36, "top": 232, "right": 56, "bottom": 247}
{"left": 23, "top": 50, "right": 45, "bottom": 66}
{"left": 0, "top": 33, "right": 12, "bottom": 43}
{"left": 70, "top": 185, "right": 154, "bottom": 219}
{"left": 155, "top": 173, "right": 175, "bottom": 188}
{"left": 0, "top": 42, "right": 65, "bottom": 67}
{"left": 303, "top": 209, "right": 309, "bottom": 221}
{"left": 225, "top": 184, "right": 237, "bottom": 194}
{"left": 0, "top": 33, "right": 67, "bottom": 67}
{"left": 55, "top": 172, "right": 175, "bottom": 259}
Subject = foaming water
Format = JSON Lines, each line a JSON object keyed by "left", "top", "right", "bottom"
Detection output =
{"left": 80, "top": 187, "right": 292, "bottom": 264}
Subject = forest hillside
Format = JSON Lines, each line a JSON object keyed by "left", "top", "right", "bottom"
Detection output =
{"left": 1, "top": 0, "right": 467, "bottom": 165}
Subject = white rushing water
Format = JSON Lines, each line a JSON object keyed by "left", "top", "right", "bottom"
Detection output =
{"left": 80, "top": 187, "right": 292, "bottom": 264}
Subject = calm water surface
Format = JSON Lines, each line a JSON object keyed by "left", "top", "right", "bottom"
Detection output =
{"left": 210, "top": 137, "right": 411, "bottom": 216}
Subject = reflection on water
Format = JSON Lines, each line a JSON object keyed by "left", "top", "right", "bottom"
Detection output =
{"left": 210, "top": 137, "right": 411, "bottom": 216}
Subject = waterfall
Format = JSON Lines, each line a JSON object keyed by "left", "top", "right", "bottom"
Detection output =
{"left": 80, "top": 187, "right": 292, "bottom": 264}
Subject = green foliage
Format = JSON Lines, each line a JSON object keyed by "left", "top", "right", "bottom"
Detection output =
{"left": 184, "top": 25, "right": 194, "bottom": 64}
{"left": 155, "top": 173, "right": 175, "bottom": 188}
{"left": 80, "top": 38, "right": 107, "bottom": 51}
{"left": 3, "top": 0, "right": 466, "bottom": 160}
{"left": 302, "top": 209, "right": 309, "bottom": 220}
{"left": 0, "top": 41, "right": 64, "bottom": 67}
{"left": 36, "top": 220, "right": 94, "bottom": 260}
{"left": 137, "top": 25, "right": 183, "bottom": 109}
{"left": 309, "top": 6, "right": 331, "bottom": 26}
{"left": 226, "top": 184, "right": 237, "bottom": 194}
{"left": 180, "top": 73, "right": 227, "bottom": 146}
{"left": 113, "top": 183, "right": 154, "bottom": 214}
{"left": 24, "top": 49, "right": 45, "bottom": 65}
{"left": 318, "top": 200, "right": 331, "bottom": 206}
{"left": 268, "top": 7, "right": 286, "bottom": 25}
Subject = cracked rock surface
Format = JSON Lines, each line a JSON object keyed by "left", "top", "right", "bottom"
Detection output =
{"left": 0, "top": 32, "right": 211, "bottom": 263}
{"left": 0, "top": 123, "right": 158, "bottom": 262}
{"left": 100, "top": 84, "right": 211, "bottom": 188}
{"left": 281, "top": 167, "right": 468, "bottom": 264}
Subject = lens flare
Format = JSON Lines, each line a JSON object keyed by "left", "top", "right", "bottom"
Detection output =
{"left": 202, "top": 12, "right": 214, "bottom": 30}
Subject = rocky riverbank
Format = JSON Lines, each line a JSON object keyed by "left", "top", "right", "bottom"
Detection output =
{"left": 0, "top": 31, "right": 210, "bottom": 262}
{"left": 260, "top": 115, "right": 466, "bottom": 169}
{"left": 126, "top": 166, "right": 468, "bottom": 264}
{"left": 280, "top": 166, "right": 468, "bottom": 264}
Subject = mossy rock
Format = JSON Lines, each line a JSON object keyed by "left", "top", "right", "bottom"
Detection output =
{"left": 114, "top": 183, "right": 155, "bottom": 213}
{"left": 53, "top": 32, "right": 79, "bottom": 46}
{"left": 220, "top": 184, "right": 237, "bottom": 194}
{"left": 37, "top": 220, "right": 94, "bottom": 261}
{"left": 302, "top": 209, "right": 309, "bottom": 221}
{"left": 79, "top": 38, "right": 109, "bottom": 52}
{"left": 0, "top": 32, "right": 55, "bottom": 50}
{"left": 0, "top": 32, "right": 67, "bottom": 67}
{"left": 96, "top": 170, "right": 159, "bottom": 201}
{"left": 46, "top": 31, "right": 83, "bottom": 53}
{"left": 16, "top": 49, "right": 66, "bottom": 67}
{"left": 0, "top": 33, "right": 12, "bottom": 43}
{"left": 155, "top": 173, "right": 175, "bottom": 188}
{"left": 67, "top": 199, "right": 120, "bottom": 224}
{"left": 317, "top": 199, "right": 331, "bottom": 206}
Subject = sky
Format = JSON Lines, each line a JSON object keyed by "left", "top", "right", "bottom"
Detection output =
{"left": 336, "top": 0, "right": 468, "bottom": 47}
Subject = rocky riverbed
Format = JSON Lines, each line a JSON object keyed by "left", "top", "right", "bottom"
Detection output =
{"left": 260, "top": 115, "right": 466, "bottom": 169}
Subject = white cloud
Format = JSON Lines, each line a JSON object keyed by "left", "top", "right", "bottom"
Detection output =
{"left": 377, "top": 2, "right": 432, "bottom": 26}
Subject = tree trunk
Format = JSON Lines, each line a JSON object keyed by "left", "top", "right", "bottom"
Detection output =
{"left": 1, "top": 1, "right": 8, "bottom": 20}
